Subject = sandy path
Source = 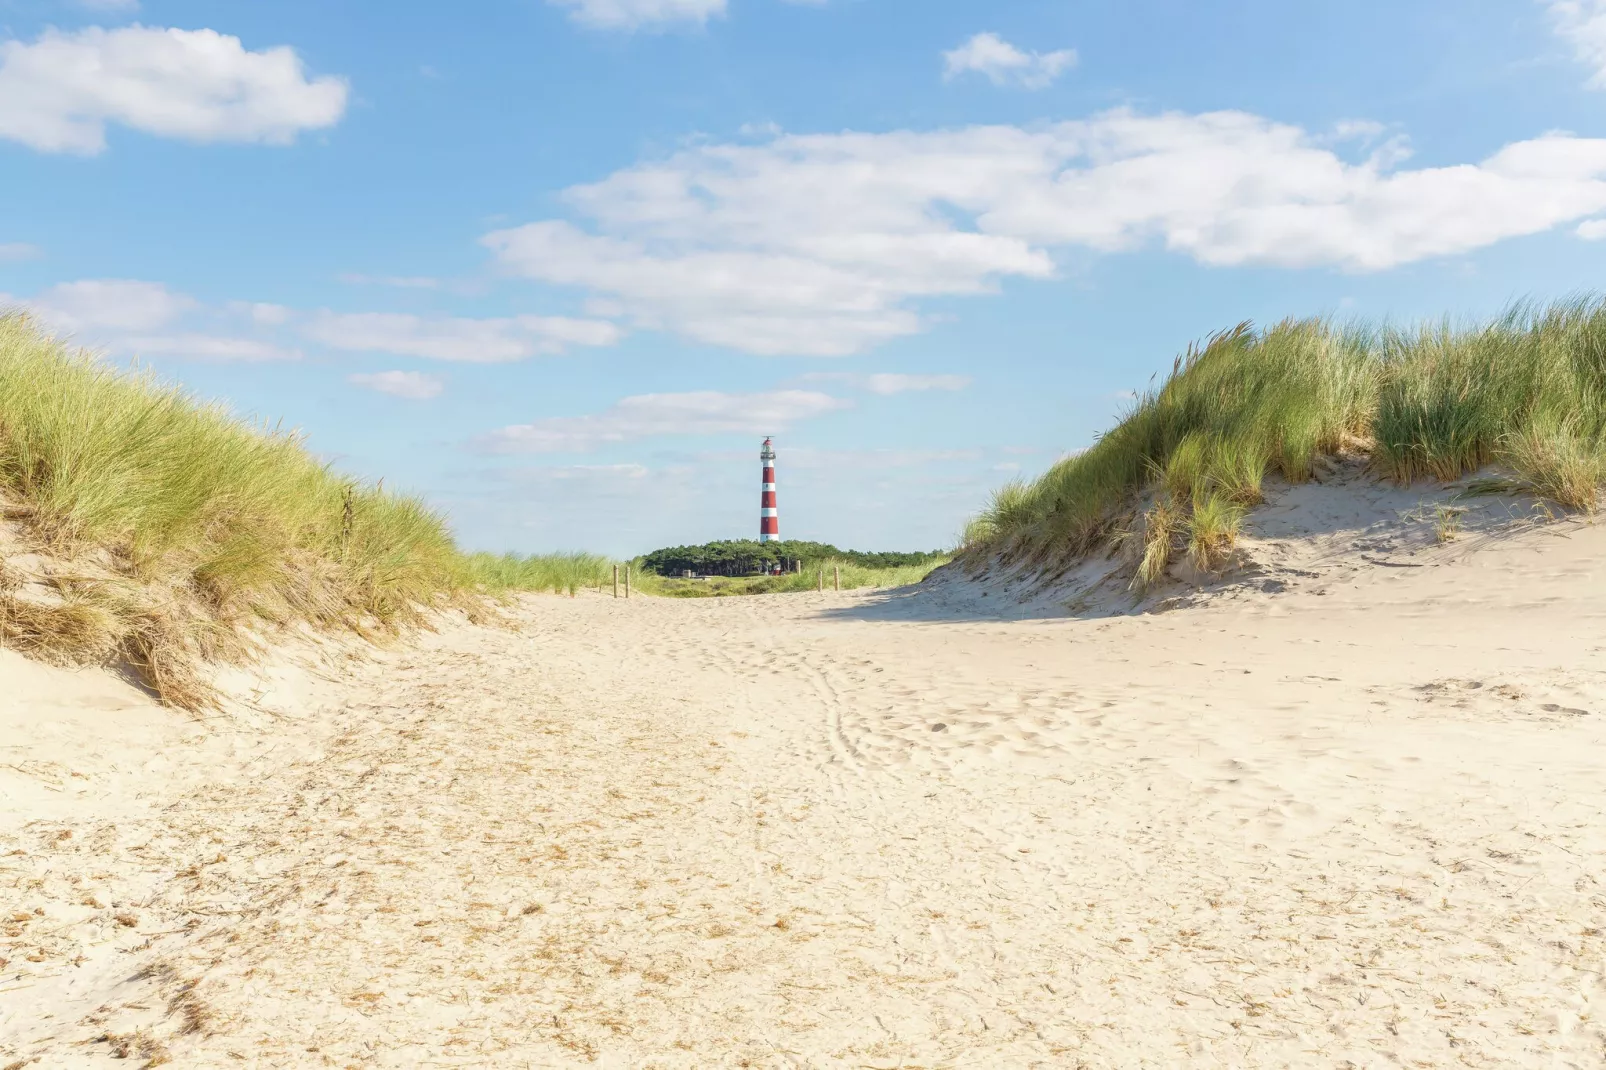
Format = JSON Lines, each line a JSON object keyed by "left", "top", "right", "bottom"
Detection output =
{"left": 4, "top": 522, "right": 1606, "bottom": 1068}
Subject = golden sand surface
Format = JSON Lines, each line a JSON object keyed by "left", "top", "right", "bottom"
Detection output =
{"left": 3, "top": 511, "right": 1605, "bottom": 1067}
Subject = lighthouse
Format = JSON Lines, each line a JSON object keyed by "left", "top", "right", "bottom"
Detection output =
{"left": 759, "top": 437, "right": 779, "bottom": 543}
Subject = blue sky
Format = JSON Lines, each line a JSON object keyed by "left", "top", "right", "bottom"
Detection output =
{"left": 5, "top": 0, "right": 1606, "bottom": 555}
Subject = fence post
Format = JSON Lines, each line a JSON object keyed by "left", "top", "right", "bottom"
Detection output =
{"left": 834, "top": 565, "right": 840, "bottom": 592}
{"left": 625, "top": 565, "right": 631, "bottom": 599}
{"left": 817, "top": 568, "right": 824, "bottom": 592}
{"left": 613, "top": 564, "right": 619, "bottom": 599}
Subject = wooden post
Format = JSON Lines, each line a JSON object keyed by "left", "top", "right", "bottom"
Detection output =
{"left": 625, "top": 565, "right": 631, "bottom": 599}
{"left": 833, "top": 565, "right": 840, "bottom": 592}
{"left": 817, "top": 568, "right": 824, "bottom": 592}
{"left": 613, "top": 564, "right": 619, "bottom": 598}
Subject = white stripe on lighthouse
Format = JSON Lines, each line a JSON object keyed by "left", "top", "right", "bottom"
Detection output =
{"left": 761, "top": 508, "right": 778, "bottom": 517}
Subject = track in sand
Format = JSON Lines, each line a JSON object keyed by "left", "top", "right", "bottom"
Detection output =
{"left": 3, "top": 520, "right": 1605, "bottom": 1067}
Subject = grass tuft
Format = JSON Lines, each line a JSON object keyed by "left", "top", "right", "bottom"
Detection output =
{"left": 964, "top": 296, "right": 1606, "bottom": 579}
{"left": 1186, "top": 492, "right": 1244, "bottom": 573}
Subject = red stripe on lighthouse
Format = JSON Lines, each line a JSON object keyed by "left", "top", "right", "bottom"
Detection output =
{"left": 759, "top": 438, "right": 779, "bottom": 542}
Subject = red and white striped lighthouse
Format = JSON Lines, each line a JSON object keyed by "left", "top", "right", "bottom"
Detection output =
{"left": 759, "top": 437, "right": 779, "bottom": 543}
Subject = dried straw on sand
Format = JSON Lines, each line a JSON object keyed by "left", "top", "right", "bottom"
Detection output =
{"left": 3, "top": 495, "right": 1605, "bottom": 1067}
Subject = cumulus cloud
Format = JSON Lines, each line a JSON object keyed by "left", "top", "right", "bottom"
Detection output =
{"left": 12, "top": 280, "right": 301, "bottom": 359}
{"left": 547, "top": 0, "right": 726, "bottom": 30}
{"left": 304, "top": 312, "right": 621, "bottom": 362}
{"left": 1578, "top": 218, "right": 1606, "bottom": 239}
{"left": 943, "top": 32, "right": 1076, "bottom": 89}
{"left": 349, "top": 370, "right": 445, "bottom": 400}
{"left": 478, "top": 389, "right": 851, "bottom": 453}
{"left": 0, "top": 25, "right": 348, "bottom": 154}
{"left": 1547, "top": 0, "right": 1606, "bottom": 86}
{"left": 24, "top": 278, "right": 196, "bottom": 333}
{"left": 483, "top": 110, "right": 1606, "bottom": 356}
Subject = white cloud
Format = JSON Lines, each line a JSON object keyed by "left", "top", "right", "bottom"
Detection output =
{"left": 0, "top": 242, "right": 41, "bottom": 261}
{"left": 0, "top": 25, "right": 348, "bottom": 154}
{"left": 943, "top": 32, "right": 1077, "bottom": 89}
{"left": 121, "top": 333, "right": 300, "bottom": 361}
{"left": 547, "top": 0, "right": 726, "bottom": 30}
{"left": 1547, "top": 0, "right": 1606, "bottom": 86}
{"left": 864, "top": 373, "right": 971, "bottom": 395}
{"left": 1578, "top": 218, "right": 1606, "bottom": 239}
{"left": 796, "top": 371, "right": 971, "bottom": 394}
{"left": 478, "top": 389, "right": 851, "bottom": 453}
{"left": 349, "top": 370, "right": 445, "bottom": 400}
{"left": 239, "top": 301, "right": 293, "bottom": 326}
{"left": 13, "top": 280, "right": 302, "bottom": 360}
{"left": 25, "top": 278, "right": 195, "bottom": 333}
{"left": 484, "top": 110, "right": 1606, "bottom": 356}
{"left": 304, "top": 311, "right": 621, "bottom": 362}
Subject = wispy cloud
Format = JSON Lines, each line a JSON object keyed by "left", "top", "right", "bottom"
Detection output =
{"left": 1546, "top": 0, "right": 1606, "bottom": 86}
{"left": 349, "top": 370, "right": 445, "bottom": 399}
{"left": 0, "top": 26, "right": 348, "bottom": 154}
{"left": 477, "top": 389, "right": 851, "bottom": 453}
{"left": 547, "top": 0, "right": 726, "bottom": 30}
{"left": 796, "top": 371, "right": 971, "bottom": 394}
{"left": 0, "top": 242, "right": 41, "bottom": 262}
{"left": 7, "top": 279, "right": 297, "bottom": 359}
{"left": 121, "top": 333, "right": 301, "bottom": 361}
{"left": 305, "top": 311, "right": 621, "bottom": 362}
{"left": 943, "top": 32, "right": 1076, "bottom": 90}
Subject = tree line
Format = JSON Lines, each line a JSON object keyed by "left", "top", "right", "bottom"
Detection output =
{"left": 639, "top": 540, "right": 947, "bottom": 577}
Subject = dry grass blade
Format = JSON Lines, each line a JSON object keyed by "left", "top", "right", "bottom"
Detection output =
{"left": 0, "top": 590, "right": 119, "bottom": 664}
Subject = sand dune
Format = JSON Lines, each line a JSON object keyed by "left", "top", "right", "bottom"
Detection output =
{"left": 3, "top": 495, "right": 1605, "bottom": 1066}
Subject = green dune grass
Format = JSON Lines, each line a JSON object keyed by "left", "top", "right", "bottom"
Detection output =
{"left": 964, "top": 298, "right": 1606, "bottom": 583}
{"left": 0, "top": 313, "right": 471, "bottom": 707}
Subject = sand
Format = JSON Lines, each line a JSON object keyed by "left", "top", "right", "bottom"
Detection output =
{"left": 3, "top": 487, "right": 1605, "bottom": 1067}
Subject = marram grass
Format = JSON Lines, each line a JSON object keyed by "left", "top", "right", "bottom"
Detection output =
{"left": 965, "top": 298, "right": 1606, "bottom": 584}
{"left": 0, "top": 313, "right": 467, "bottom": 708}
{"left": 462, "top": 551, "right": 616, "bottom": 596}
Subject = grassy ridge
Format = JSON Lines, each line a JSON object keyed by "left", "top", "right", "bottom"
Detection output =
{"left": 966, "top": 298, "right": 1606, "bottom": 582}
{"left": 460, "top": 552, "right": 949, "bottom": 597}
{"left": 0, "top": 313, "right": 467, "bottom": 707}
{"left": 462, "top": 551, "right": 616, "bottom": 596}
